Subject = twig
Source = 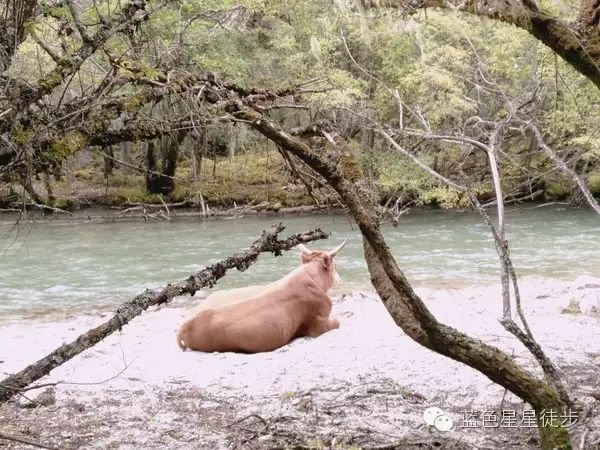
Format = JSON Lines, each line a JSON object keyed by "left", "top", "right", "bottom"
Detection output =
{"left": 527, "top": 201, "right": 570, "bottom": 209}
{"left": 12, "top": 358, "right": 134, "bottom": 393}
{"left": 578, "top": 428, "right": 589, "bottom": 450}
{"left": 0, "top": 431, "right": 57, "bottom": 450}
{"left": 527, "top": 122, "right": 600, "bottom": 216}
{"left": 159, "top": 195, "right": 171, "bottom": 219}
{"left": 226, "top": 413, "right": 268, "bottom": 428}
{"left": 100, "top": 152, "right": 187, "bottom": 184}
{"left": 22, "top": 202, "right": 73, "bottom": 216}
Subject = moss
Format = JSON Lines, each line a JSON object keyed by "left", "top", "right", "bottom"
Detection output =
{"left": 587, "top": 171, "right": 600, "bottom": 194}
{"left": 82, "top": 113, "right": 111, "bottom": 135}
{"left": 38, "top": 70, "right": 64, "bottom": 93}
{"left": 280, "top": 391, "right": 295, "bottom": 400}
{"left": 123, "top": 95, "right": 146, "bottom": 112}
{"left": 419, "top": 186, "right": 467, "bottom": 209}
{"left": 52, "top": 132, "right": 85, "bottom": 159}
{"left": 54, "top": 197, "right": 76, "bottom": 210}
{"left": 12, "top": 125, "right": 32, "bottom": 145}
{"left": 536, "top": 406, "right": 572, "bottom": 450}
{"left": 339, "top": 153, "right": 364, "bottom": 182}
{"left": 544, "top": 181, "right": 571, "bottom": 200}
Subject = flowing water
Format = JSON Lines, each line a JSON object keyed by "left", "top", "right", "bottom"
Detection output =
{"left": 0, "top": 206, "right": 598, "bottom": 321}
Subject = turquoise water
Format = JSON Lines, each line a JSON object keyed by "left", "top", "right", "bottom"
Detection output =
{"left": 0, "top": 206, "right": 598, "bottom": 320}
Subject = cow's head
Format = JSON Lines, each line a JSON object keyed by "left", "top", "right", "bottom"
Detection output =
{"left": 297, "top": 239, "right": 347, "bottom": 290}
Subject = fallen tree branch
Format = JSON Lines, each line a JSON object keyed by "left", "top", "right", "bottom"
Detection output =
{"left": 0, "top": 224, "right": 328, "bottom": 403}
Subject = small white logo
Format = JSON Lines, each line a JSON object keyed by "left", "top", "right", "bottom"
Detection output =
{"left": 423, "top": 407, "right": 454, "bottom": 432}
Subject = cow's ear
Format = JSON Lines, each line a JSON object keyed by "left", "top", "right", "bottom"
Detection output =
{"left": 301, "top": 253, "right": 312, "bottom": 264}
{"left": 297, "top": 244, "right": 310, "bottom": 254}
{"left": 320, "top": 254, "right": 332, "bottom": 270}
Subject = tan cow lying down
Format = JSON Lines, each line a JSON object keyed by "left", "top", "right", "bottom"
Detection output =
{"left": 176, "top": 240, "right": 346, "bottom": 353}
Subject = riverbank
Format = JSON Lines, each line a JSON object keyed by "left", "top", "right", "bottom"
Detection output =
{"left": 2, "top": 147, "right": 597, "bottom": 215}
{"left": 0, "top": 204, "right": 341, "bottom": 225}
{"left": 1, "top": 277, "right": 599, "bottom": 449}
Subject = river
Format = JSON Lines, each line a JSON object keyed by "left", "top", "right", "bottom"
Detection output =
{"left": 0, "top": 205, "right": 598, "bottom": 321}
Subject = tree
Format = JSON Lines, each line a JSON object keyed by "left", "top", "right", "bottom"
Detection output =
{"left": 227, "top": 101, "right": 578, "bottom": 450}
{"left": 357, "top": 0, "right": 600, "bottom": 89}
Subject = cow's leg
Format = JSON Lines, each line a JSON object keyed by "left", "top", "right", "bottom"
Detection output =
{"left": 306, "top": 316, "right": 340, "bottom": 337}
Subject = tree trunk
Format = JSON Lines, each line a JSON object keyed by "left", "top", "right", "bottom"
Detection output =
{"left": 145, "top": 133, "right": 182, "bottom": 195}
{"left": 230, "top": 105, "right": 572, "bottom": 450}
{"left": 103, "top": 146, "right": 114, "bottom": 178}
{"left": 0, "top": 0, "right": 38, "bottom": 71}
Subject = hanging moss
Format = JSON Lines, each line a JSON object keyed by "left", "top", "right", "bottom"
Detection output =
{"left": 51, "top": 132, "right": 86, "bottom": 159}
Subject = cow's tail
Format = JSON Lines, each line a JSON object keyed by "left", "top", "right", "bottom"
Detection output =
{"left": 176, "top": 323, "right": 188, "bottom": 351}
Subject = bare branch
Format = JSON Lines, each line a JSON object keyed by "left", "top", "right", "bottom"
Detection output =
{"left": 527, "top": 122, "right": 600, "bottom": 216}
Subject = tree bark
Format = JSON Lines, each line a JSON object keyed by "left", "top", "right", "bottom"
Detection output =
{"left": 0, "top": 224, "right": 329, "bottom": 404}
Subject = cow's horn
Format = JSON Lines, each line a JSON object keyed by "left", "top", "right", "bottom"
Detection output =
{"left": 328, "top": 239, "right": 347, "bottom": 258}
{"left": 297, "top": 243, "right": 311, "bottom": 254}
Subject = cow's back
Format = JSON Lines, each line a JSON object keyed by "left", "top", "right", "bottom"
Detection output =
{"left": 184, "top": 282, "right": 278, "bottom": 320}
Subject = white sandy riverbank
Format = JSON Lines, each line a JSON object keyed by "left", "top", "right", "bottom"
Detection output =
{"left": 1, "top": 276, "right": 599, "bottom": 449}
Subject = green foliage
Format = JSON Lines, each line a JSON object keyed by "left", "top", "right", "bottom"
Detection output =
{"left": 587, "top": 172, "right": 600, "bottom": 194}
{"left": 545, "top": 178, "right": 572, "bottom": 200}
{"left": 7, "top": 0, "right": 600, "bottom": 209}
{"left": 51, "top": 132, "right": 86, "bottom": 160}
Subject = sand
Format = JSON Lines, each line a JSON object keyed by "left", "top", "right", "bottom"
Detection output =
{"left": 1, "top": 276, "right": 599, "bottom": 449}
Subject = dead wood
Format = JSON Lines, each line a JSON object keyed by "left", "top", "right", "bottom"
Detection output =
{"left": 0, "top": 224, "right": 328, "bottom": 404}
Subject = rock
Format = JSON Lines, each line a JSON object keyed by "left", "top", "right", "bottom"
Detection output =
{"left": 257, "top": 434, "right": 272, "bottom": 442}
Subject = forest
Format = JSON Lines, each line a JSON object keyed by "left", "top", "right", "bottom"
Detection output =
{"left": 1, "top": 0, "right": 599, "bottom": 212}
{"left": 1, "top": 0, "right": 600, "bottom": 449}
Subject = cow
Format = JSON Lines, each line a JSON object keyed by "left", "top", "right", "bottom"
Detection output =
{"left": 184, "top": 283, "right": 278, "bottom": 321}
{"left": 176, "top": 240, "right": 346, "bottom": 353}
